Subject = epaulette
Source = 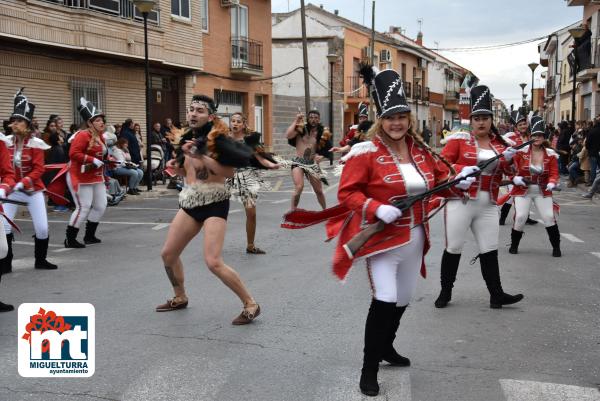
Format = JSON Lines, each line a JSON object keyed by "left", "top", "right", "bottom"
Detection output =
{"left": 443, "top": 131, "right": 471, "bottom": 142}
{"left": 341, "top": 141, "right": 377, "bottom": 162}
{"left": 26, "top": 137, "right": 51, "bottom": 150}
{"left": 546, "top": 148, "right": 559, "bottom": 158}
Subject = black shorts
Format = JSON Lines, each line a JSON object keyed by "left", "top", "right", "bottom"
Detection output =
{"left": 181, "top": 199, "right": 229, "bottom": 223}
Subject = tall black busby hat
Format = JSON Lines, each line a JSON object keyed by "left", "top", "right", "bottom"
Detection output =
{"left": 78, "top": 97, "right": 104, "bottom": 122}
{"left": 358, "top": 102, "right": 368, "bottom": 117}
{"left": 530, "top": 116, "right": 545, "bottom": 136}
{"left": 510, "top": 107, "right": 527, "bottom": 125}
{"left": 359, "top": 64, "right": 410, "bottom": 118}
{"left": 12, "top": 88, "right": 35, "bottom": 122}
{"left": 469, "top": 85, "right": 493, "bottom": 116}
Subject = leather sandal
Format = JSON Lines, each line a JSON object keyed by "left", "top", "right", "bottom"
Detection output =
{"left": 155, "top": 296, "right": 188, "bottom": 312}
{"left": 232, "top": 303, "right": 261, "bottom": 325}
{"left": 246, "top": 246, "right": 266, "bottom": 255}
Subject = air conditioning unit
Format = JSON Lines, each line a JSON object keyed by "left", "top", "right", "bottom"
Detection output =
{"left": 380, "top": 49, "right": 392, "bottom": 62}
{"left": 221, "top": 0, "right": 239, "bottom": 7}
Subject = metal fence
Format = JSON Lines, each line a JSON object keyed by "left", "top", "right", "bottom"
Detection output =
{"left": 231, "top": 37, "right": 263, "bottom": 71}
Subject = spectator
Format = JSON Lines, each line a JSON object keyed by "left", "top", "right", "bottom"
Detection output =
{"left": 112, "top": 138, "right": 144, "bottom": 195}
{"left": 42, "top": 119, "right": 59, "bottom": 145}
{"left": 44, "top": 132, "right": 69, "bottom": 212}
{"left": 120, "top": 119, "right": 142, "bottom": 166}
{"left": 422, "top": 125, "right": 432, "bottom": 145}
{"left": 557, "top": 121, "right": 572, "bottom": 174}
{"left": 585, "top": 116, "right": 600, "bottom": 185}
{"left": 49, "top": 115, "right": 68, "bottom": 145}
{"left": 132, "top": 123, "right": 144, "bottom": 161}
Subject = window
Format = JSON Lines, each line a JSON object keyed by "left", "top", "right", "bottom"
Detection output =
{"left": 214, "top": 90, "right": 244, "bottom": 124}
{"left": 231, "top": 5, "right": 248, "bottom": 38}
{"left": 71, "top": 79, "right": 105, "bottom": 126}
{"left": 171, "top": 0, "right": 190, "bottom": 19}
{"left": 401, "top": 63, "right": 406, "bottom": 81}
{"left": 201, "top": 0, "right": 208, "bottom": 31}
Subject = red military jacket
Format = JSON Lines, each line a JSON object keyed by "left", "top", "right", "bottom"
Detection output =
{"left": 332, "top": 135, "right": 456, "bottom": 280}
{"left": 510, "top": 146, "right": 559, "bottom": 198}
{"left": 68, "top": 130, "right": 106, "bottom": 191}
{"left": 340, "top": 125, "right": 358, "bottom": 146}
{"left": 441, "top": 131, "right": 513, "bottom": 203}
{"left": 2, "top": 134, "right": 49, "bottom": 192}
{"left": 0, "top": 136, "right": 16, "bottom": 193}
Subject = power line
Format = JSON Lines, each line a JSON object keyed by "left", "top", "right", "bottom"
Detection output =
{"left": 434, "top": 35, "right": 548, "bottom": 52}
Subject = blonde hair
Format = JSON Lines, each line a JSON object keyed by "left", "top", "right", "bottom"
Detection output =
{"left": 367, "top": 113, "right": 455, "bottom": 174}
{"left": 231, "top": 112, "right": 254, "bottom": 135}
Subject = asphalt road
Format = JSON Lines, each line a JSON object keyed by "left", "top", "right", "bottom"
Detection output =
{"left": 0, "top": 170, "right": 599, "bottom": 401}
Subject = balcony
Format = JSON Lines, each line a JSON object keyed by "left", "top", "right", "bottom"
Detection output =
{"left": 423, "top": 87, "right": 430, "bottom": 102}
{"left": 414, "top": 83, "right": 422, "bottom": 100}
{"left": 546, "top": 76, "right": 556, "bottom": 98}
{"left": 404, "top": 82, "right": 411, "bottom": 98}
{"left": 231, "top": 37, "right": 264, "bottom": 76}
{"left": 347, "top": 76, "right": 369, "bottom": 98}
{"left": 38, "top": 0, "right": 160, "bottom": 24}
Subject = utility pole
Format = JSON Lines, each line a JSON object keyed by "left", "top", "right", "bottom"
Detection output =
{"left": 368, "top": 1, "right": 376, "bottom": 120}
{"left": 300, "top": 0, "right": 311, "bottom": 114}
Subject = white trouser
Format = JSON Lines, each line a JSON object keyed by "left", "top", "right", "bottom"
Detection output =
{"left": 366, "top": 225, "right": 425, "bottom": 306}
{"left": 67, "top": 174, "right": 107, "bottom": 228}
{"left": 2, "top": 191, "right": 49, "bottom": 239}
{"left": 0, "top": 225, "right": 7, "bottom": 258}
{"left": 445, "top": 191, "right": 498, "bottom": 254}
{"left": 513, "top": 185, "right": 555, "bottom": 231}
{"left": 505, "top": 184, "right": 514, "bottom": 205}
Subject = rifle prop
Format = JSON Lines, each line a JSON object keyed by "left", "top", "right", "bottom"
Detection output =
{"left": 0, "top": 197, "right": 28, "bottom": 206}
{"left": 342, "top": 139, "right": 535, "bottom": 258}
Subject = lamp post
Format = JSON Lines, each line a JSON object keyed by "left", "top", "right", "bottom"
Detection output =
{"left": 414, "top": 76, "right": 421, "bottom": 133}
{"left": 528, "top": 62, "right": 538, "bottom": 113}
{"left": 519, "top": 83, "right": 527, "bottom": 108}
{"left": 568, "top": 26, "right": 586, "bottom": 128}
{"left": 132, "top": 0, "right": 156, "bottom": 191}
{"left": 326, "top": 53, "right": 338, "bottom": 138}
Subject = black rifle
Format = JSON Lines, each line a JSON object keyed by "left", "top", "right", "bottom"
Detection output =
{"left": 0, "top": 197, "right": 28, "bottom": 206}
{"left": 342, "top": 139, "right": 535, "bottom": 258}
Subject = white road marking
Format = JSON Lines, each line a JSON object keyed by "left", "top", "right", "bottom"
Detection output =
{"left": 500, "top": 379, "right": 600, "bottom": 401}
{"left": 591, "top": 252, "right": 600, "bottom": 260}
{"left": 560, "top": 233, "right": 584, "bottom": 243}
{"left": 114, "top": 207, "right": 179, "bottom": 211}
{"left": 14, "top": 219, "right": 169, "bottom": 226}
{"left": 270, "top": 199, "right": 289, "bottom": 204}
{"left": 14, "top": 240, "right": 62, "bottom": 248}
{"left": 52, "top": 248, "right": 73, "bottom": 253}
{"left": 152, "top": 223, "right": 170, "bottom": 231}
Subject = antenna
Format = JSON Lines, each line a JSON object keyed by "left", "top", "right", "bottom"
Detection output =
{"left": 434, "top": 41, "right": 439, "bottom": 49}
{"left": 417, "top": 18, "right": 423, "bottom": 32}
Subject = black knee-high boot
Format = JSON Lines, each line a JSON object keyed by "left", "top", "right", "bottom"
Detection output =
{"left": 509, "top": 229, "right": 523, "bottom": 254}
{"left": 381, "top": 305, "right": 410, "bottom": 366}
{"left": 34, "top": 237, "right": 58, "bottom": 270}
{"left": 83, "top": 221, "right": 101, "bottom": 244}
{"left": 434, "top": 251, "right": 461, "bottom": 308}
{"left": 64, "top": 226, "right": 85, "bottom": 248}
{"left": 360, "top": 299, "right": 395, "bottom": 397}
{"left": 0, "top": 273, "right": 14, "bottom": 312}
{"left": 546, "top": 224, "right": 561, "bottom": 257}
{"left": 0, "top": 233, "right": 14, "bottom": 275}
{"left": 499, "top": 203, "right": 511, "bottom": 225}
{"left": 479, "top": 250, "right": 524, "bottom": 309}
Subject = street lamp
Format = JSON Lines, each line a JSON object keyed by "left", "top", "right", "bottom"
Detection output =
{"left": 132, "top": 0, "right": 156, "bottom": 191}
{"left": 519, "top": 83, "right": 527, "bottom": 109}
{"left": 528, "top": 62, "right": 538, "bottom": 113}
{"left": 326, "top": 53, "right": 338, "bottom": 138}
{"left": 414, "top": 76, "right": 421, "bottom": 133}
{"left": 568, "top": 26, "right": 586, "bottom": 128}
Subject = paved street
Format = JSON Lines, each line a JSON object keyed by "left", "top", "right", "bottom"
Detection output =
{"left": 0, "top": 170, "right": 599, "bottom": 401}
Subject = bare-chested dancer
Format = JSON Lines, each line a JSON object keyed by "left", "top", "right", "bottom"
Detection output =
{"left": 155, "top": 94, "right": 260, "bottom": 325}
{"left": 285, "top": 110, "right": 332, "bottom": 210}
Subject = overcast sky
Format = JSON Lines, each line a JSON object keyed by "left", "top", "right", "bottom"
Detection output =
{"left": 271, "top": 0, "right": 582, "bottom": 108}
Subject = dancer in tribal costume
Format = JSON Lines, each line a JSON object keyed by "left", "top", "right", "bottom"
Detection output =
{"left": 286, "top": 109, "right": 332, "bottom": 209}
{"left": 156, "top": 95, "right": 260, "bottom": 325}
{"left": 507, "top": 116, "right": 562, "bottom": 257}
{"left": 0, "top": 89, "right": 57, "bottom": 272}
{"left": 226, "top": 112, "right": 279, "bottom": 254}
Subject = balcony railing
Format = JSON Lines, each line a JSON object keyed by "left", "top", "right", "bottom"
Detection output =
{"left": 414, "top": 83, "right": 422, "bottom": 100}
{"left": 423, "top": 87, "right": 430, "bottom": 101}
{"left": 38, "top": 0, "right": 160, "bottom": 24}
{"left": 404, "top": 82, "right": 411, "bottom": 98}
{"left": 231, "top": 37, "right": 263, "bottom": 75}
{"left": 347, "top": 76, "right": 369, "bottom": 98}
{"left": 546, "top": 76, "right": 556, "bottom": 98}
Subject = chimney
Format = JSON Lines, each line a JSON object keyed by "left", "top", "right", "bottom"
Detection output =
{"left": 416, "top": 31, "right": 423, "bottom": 46}
{"left": 389, "top": 26, "right": 401, "bottom": 34}
{"left": 334, "top": 9, "right": 339, "bottom": 15}
{"left": 320, "top": 4, "right": 323, "bottom": 8}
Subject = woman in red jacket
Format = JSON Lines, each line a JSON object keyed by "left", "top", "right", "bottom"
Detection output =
{"left": 435, "top": 85, "right": 523, "bottom": 310}
{"left": 0, "top": 120, "right": 17, "bottom": 311}
{"left": 332, "top": 67, "right": 474, "bottom": 396}
{"left": 64, "top": 98, "right": 107, "bottom": 248}
{"left": 508, "top": 116, "right": 561, "bottom": 256}
{"left": 1, "top": 89, "right": 57, "bottom": 272}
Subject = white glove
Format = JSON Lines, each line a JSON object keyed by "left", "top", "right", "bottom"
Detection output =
{"left": 455, "top": 176, "right": 476, "bottom": 191}
{"left": 546, "top": 183, "right": 556, "bottom": 191}
{"left": 14, "top": 182, "right": 24, "bottom": 191}
{"left": 456, "top": 165, "right": 480, "bottom": 180}
{"left": 0, "top": 189, "right": 6, "bottom": 199}
{"left": 92, "top": 158, "right": 104, "bottom": 168}
{"left": 502, "top": 147, "right": 517, "bottom": 161}
{"left": 375, "top": 204, "right": 403, "bottom": 224}
{"left": 513, "top": 176, "right": 527, "bottom": 187}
